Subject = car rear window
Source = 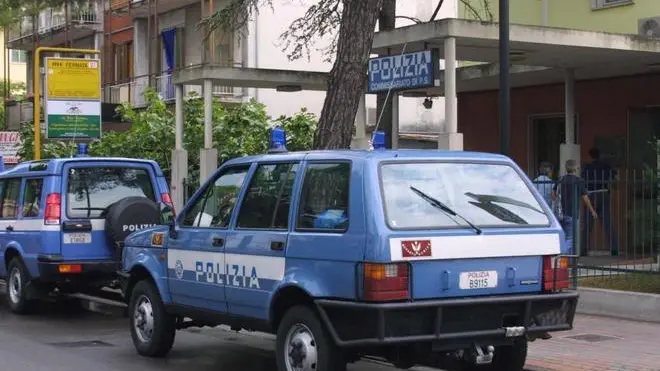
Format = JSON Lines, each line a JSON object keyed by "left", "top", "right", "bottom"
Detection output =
{"left": 67, "top": 166, "right": 155, "bottom": 219}
{"left": 380, "top": 161, "right": 551, "bottom": 229}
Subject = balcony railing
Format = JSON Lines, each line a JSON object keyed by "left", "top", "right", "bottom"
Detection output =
{"left": 8, "top": 1, "right": 101, "bottom": 43}
{"left": 105, "top": 73, "right": 238, "bottom": 107}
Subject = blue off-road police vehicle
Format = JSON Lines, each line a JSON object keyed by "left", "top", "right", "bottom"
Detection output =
{"left": 0, "top": 145, "right": 172, "bottom": 314}
{"left": 119, "top": 129, "right": 578, "bottom": 371}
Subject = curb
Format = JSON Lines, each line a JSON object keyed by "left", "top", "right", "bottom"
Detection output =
{"left": 576, "top": 287, "right": 660, "bottom": 323}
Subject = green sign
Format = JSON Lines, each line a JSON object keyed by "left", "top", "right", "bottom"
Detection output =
{"left": 46, "top": 114, "right": 102, "bottom": 139}
{"left": 45, "top": 100, "right": 102, "bottom": 139}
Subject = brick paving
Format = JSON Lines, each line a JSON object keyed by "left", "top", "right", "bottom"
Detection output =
{"left": 526, "top": 315, "right": 660, "bottom": 371}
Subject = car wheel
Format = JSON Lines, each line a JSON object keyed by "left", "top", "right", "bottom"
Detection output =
{"left": 276, "top": 305, "right": 346, "bottom": 371}
{"left": 6, "top": 258, "right": 34, "bottom": 314}
{"left": 490, "top": 338, "right": 527, "bottom": 371}
{"left": 128, "top": 280, "right": 176, "bottom": 357}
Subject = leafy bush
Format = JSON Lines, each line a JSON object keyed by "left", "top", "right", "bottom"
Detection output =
{"left": 18, "top": 88, "right": 317, "bottom": 186}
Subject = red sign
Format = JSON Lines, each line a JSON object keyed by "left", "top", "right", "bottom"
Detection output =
{"left": 0, "top": 131, "right": 21, "bottom": 164}
{"left": 401, "top": 239, "right": 432, "bottom": 257}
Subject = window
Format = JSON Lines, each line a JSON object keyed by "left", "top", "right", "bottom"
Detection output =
{"left": 10, "top": 50, "right": 27, "bottom": 63}
{"left": 297, "top": 163, "right": 350, "bottom": 231}
{"left": 0, "top": 179, "right": 22, "bottom": 218}
{"left": 592, "top": 0, "right": 633, "bottom": 10}
{"left": 236, "top": 163, "right": 298, "bottom": 230}
{"left": 181, "top": 166, "right": 250, "bottom": 228}
{"left": 380, "top": 162, "right": 551, "bottom": 229}
{"left": 22, "top": 178, "right": 43, "bottom": 218}
{"left": 67, "top": 167, "right": 155, "bottom": 219}
{"left": 114, "top": 42, "right": 133, "bottom": 82}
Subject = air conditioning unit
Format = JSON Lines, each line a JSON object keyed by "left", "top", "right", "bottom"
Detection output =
{"left": 638, "top": 16, "right": 660, "bottom": 38}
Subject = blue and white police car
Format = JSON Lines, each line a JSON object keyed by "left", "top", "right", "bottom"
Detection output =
{"left": 0, "top": 144, "right": 172, "bottom": 314}
{"left": 119, "top": 129, "right": 578, "bottom": 371}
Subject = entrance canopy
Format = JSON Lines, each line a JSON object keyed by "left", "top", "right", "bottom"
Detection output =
{"left": 372, "top": 18, "right": 660, "bottom": 96}
{"left": 173, "top": 64, "right": 328, "bottom": 91}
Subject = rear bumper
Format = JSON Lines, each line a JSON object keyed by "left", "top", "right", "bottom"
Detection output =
{"left": 37, "top": 254, "right": 119, "bottom": 283}
{"left": 314, "top": 291, "right": 579, "bottom": 347}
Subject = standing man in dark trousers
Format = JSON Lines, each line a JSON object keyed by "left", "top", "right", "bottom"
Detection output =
{"left": 554, "top": 159, "right": 598, "bottom": 254}
{"left": 581, "top": 147, "right": 619, "bottom": 256}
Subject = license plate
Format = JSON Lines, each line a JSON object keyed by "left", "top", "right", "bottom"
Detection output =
{"left": 63, "top": 232, "right": 92, "bottom": 244}
{"left": 459, "top": 270, "right": 498, "bottom": 289}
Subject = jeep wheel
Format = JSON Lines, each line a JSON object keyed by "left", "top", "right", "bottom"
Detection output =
{"left": 490, "top": 338, "right": 527, "bottom": 371}
{"left": 276, "top": 305, "right": 346, "bottom": 371}
{"left": 104, "top": 196, "right": 161, "bottom": 252}
{"left": 128, "top": 280, "right": 176, "bottom": 357}
{"left": 6, "top": 258, "right": 34, "bottom": 314}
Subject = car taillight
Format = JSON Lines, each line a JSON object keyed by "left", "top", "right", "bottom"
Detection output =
{"left": 44, "top": 193, "right": 61, "bottom": 225}
{"left": 161, "top": 192, "right": 175, "bottom": 214}
{"left": 363, "top": 263, "right": 409, "bottom": 302}
{"left": 543, "top": 255, "right": 570, "bottom": 291}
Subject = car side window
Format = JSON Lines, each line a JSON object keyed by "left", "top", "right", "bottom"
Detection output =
{"left": 236, "top": 162, "right": 298, "bottom": 230}
{"left": 0, "top": 179, "right": 22, "bottom": 219}
{"left": 297, "top": 162, "right": 350, "bottom": 232}
{"left": 21, "top": 178, "right": 44, "bottom": 218}
{"left": 181, "top": 166, "right": 250, "bottom": 228}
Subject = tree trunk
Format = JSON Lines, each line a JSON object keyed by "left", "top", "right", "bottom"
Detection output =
{"left": 375, "top": 0, "right": 396, "bottom": 148}
{"left": 314, "top": 0, "right": 384, "bottom": 149}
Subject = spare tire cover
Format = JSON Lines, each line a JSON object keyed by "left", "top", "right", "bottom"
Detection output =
{"left": 104, "top": 196, "right": 161, "bottom": 246}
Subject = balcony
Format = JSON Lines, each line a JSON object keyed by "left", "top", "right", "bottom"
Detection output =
{"left": 105, "top": 72, "right": 241, "bottom": 108}
{"left": 7, "top": 1, "right": 102, "bottom": 50}
{"left": 112, "top": 0, "right": 203, "bottom": 17}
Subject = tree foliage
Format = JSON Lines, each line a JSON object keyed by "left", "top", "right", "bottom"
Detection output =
{"left": 18, "top": 89, "right": 318, "bottom": 185}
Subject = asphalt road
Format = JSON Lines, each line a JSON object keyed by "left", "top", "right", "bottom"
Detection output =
{"left": 3, "top": 283, "right": 658, "bottom": 371}
{"left": 0, "top": 286, "right": 410, "bottom": 371}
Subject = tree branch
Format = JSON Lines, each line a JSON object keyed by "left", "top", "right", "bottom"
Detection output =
{"left": 278, "top": 0, "right": 342, "bottom": 62}
{"left": 459, "top": 0, "right": 494, "bottom": 22}
{"left": 395, "top": 15, "right": 422, "bottom": 24}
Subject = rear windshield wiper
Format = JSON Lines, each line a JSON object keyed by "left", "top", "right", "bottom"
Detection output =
{"left": 409, "top": 186, "right": 482, "bottom": 235}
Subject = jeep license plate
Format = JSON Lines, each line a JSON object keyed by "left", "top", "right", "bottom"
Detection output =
{"left": 459, "top": 270, "right": 498, "bottom": 289}
{"left": 63, "top": 232, "right": 92, "bottom": 244}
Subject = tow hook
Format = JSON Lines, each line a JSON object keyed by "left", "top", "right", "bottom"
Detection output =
{"left": 469, "top": 343, "right": 495, "bottom": 365}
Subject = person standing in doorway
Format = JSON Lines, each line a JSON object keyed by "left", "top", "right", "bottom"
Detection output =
{"left": 533, "top": 161, "right": 554, "bottom": 207}
{"left": 553, "top": 159, "right": 598, "bottom": 253}
{"left": 581, "top": 147, "right": 619, "bottom": 256}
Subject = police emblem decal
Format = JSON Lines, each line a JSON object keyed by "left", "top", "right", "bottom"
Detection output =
{"left": 401, "top": 239, "right": 432, "bottom": 257}
{"left": 175, "top": 260, "right": 184, "bottom": 279}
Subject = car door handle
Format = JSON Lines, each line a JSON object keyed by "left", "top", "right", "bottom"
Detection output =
{"left": 6, "top": 225, "right": 13, "bottom": 232}
{"left": 270, "top": 241, "right": 285, "bottom": 251}
{"left": 212, "top": 237, "right": 224, "bottom": 247}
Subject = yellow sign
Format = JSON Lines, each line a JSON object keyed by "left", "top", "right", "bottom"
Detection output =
{"left": 46, "top": 58, "right": 101, "bottom": 99}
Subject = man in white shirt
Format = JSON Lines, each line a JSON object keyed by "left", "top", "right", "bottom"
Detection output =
{"left": 533, "top": 161, "right": 554, "bottom": 207}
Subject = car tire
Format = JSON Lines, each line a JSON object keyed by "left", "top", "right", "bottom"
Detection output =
{"left": 275, "top": 305, "right": 346, "bottom": 371}
{"left": 128, "top": 280, "right": 176, "bottom": 357}
{"left": 5, "top": 258, "right": 34, "bottom": 314}
{"left": 490, "top": 338, "right": 527, "bottom": 371}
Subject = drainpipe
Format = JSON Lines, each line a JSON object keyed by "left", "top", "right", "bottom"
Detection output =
{"left": 254, "top": 13, "right": 259, "bottom": 102}
{"left": 541, "top": 0, "right": 548, "bottom": 26}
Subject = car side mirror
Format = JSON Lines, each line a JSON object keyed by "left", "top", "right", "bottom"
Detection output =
{"left": 159, "top": 204, "right": 175, "bottom": 225}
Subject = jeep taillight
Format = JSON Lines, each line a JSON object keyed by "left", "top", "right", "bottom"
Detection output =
{"left": 44, "top": 193, "right": 61, "bottom": 225}
{"left": 363, "top": 263, "right": 409, "bottom": 302}
{"left": 543, "top": 255, "right": 570, "bottom": 291}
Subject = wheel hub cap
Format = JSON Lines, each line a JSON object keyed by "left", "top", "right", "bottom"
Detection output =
{"left": 8, "top": 268, "right": 21, "bottom": 304}
{"left": 285, "top": 324, "right": 317, "bottom": 371}
{"left": 133, "top": 296, "right": 154, "bottom": 343}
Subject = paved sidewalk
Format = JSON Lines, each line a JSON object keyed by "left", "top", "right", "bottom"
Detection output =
{"left": 526, "top": 315, "right": 660, "bottom": 371}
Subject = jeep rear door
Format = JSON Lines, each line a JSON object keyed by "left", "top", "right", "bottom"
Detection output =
{"left": 61, "top": 161, "right": 161, "bottom": 261}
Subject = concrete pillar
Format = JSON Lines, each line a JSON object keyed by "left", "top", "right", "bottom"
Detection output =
{"left": 559, "top": 68, "right": 580, "bottom": 175}
{"left": 200, "top": 79, "right": 218, "bottom": 185}
{"left": 350, "top": 95, "right": 370, "bottom": 149}
{"left": 171, "top": 84, "right": 188, "bottom": 211}
{"left": 438, "top": 36, "right": 464, "bottom": 150}
{"left": 392, "top": 92, "right": 399, "bottom": 149}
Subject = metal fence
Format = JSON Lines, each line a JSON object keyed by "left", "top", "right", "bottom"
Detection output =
{"left": 534, "top": 169, "right": 660, "bottom": 282}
